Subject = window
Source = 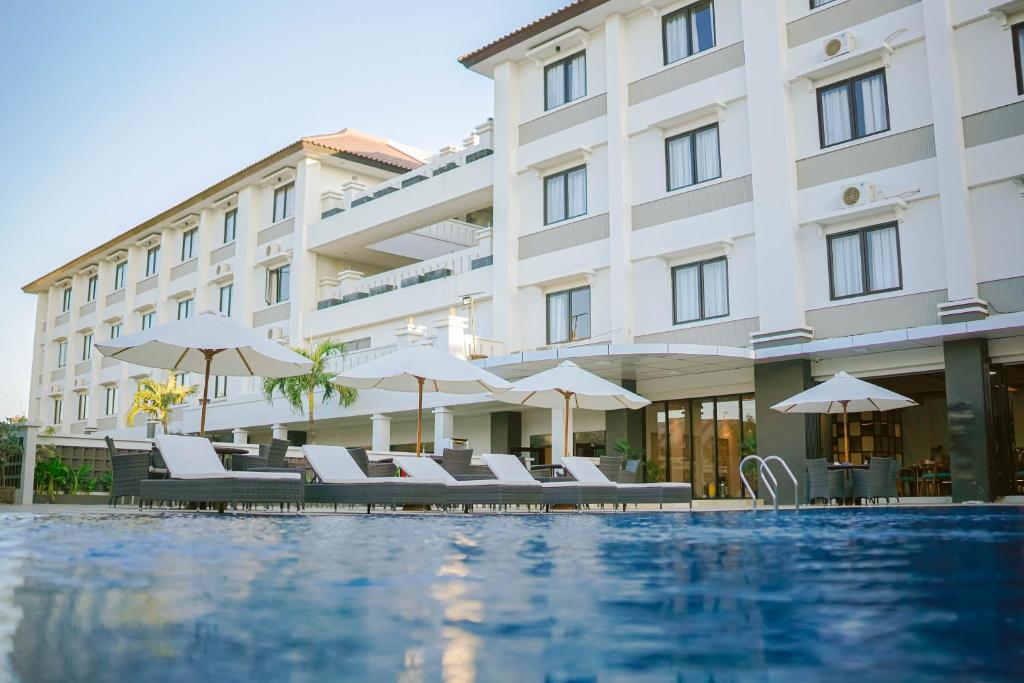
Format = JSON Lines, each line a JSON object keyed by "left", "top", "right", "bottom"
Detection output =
{"left": 56, "top": 341, "right": 67, "bottom": 368}
{"left": 81, "top": 332, "right": 93, "bottom": 361}
{"left": 181, "top": 228, "right": 197, "bottom": 261}
{"left": 1014, "top": 23, "right": 1024, "bottom": 96}
{"left": 818, "top": 69, "right": 889, "bottom": 148}
{"left": 86, "top": 275, "right": 98, "bottom": 302}
{"left": 77, "top": 393, "right": 89, "bottom": 421}
{"left": 145, "top": 246, "right": 160, "bottom": 277}
{"left": 547, "top": 286, "right": 591, "bottom": 344}
{"left": 223, "top": 208, "right": 237, "bottom": 243}
{"left": 175, "top": 372, "right": 190, "bottom": 392}
{"left": 113, "top": 261, "right": 126, "bottom": 290}
{"left": 672, "top": 257, "right": 729, "bottom": 324}
{"left": 544, "top": 165, "right": 587, "bottom": 224}
{"left": 109, "top": 322, "right": 122, "bottom": 339}
{"left": 273, "top": 183, "right": 295, "bottom": 222}
{"left": 827, "top": 223, "right": 902, "bottom": 300}
{"left": 177, "top": 298, "right": 193, "bottom": 320}
{"left": 213, "top": 375, "right": 228, "bottom": 399}
{"left": 663, "top": 1, "right": 715, "bottom": 65}
{"left": 141, "top": 311, "right": 155, "bottom": 330}
{"left": 104, "top": 386, "right": 118, "bottom": 416}
{"left": 266, "top": 265, "right": 290, "bottom": 305}
{"left": 666, "top": 123, "right": 721, "bottom": 191}
{"left": 219, "top": 284, "right": 233, "bottom": 316}
{"left": 544, "top": 51, "right": 586, "bottom": 110}
{"left": 61, "top": 287, "right": 72, "bottom": 312}
{"left": 53, "top": 398, "right": 63, "bottom": 424}
{"left": 346, "top": 337, "right": 371, "bottom": 351}
{"left": 810, "top": 0, "right": 838, "bottom": 8}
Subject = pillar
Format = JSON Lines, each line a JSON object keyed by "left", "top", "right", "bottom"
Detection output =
{"left": 754, "top": 359, "right": 819, "bottom": 501}
{"left": 943, "top": 339, "right": 997, "bottom": 502}
{"left": 433, "top": 406, "right": 454, "bottom": 454}
{"left": 16, "top": 422, "right": 40, "bottom": 505}
{"left": 434, "top": 311, "right": 468, "bottom": 358}
{"left": 232, "top": 427, "right": 249, "bottom": 445}
{"left": 290, "top": 157, "right": 322, "bottom": 344}
{"left": 551, "top": 406, "right": 574, "bottom": 464}
{"left": 271, "top": 423, "right": 288, "bottom": 441}
{"left": 371, "top": 413, "right": 391, "bottom": 453}
{"left": 491, "top": 60, "right": 522, "bottom": 352}
{"left": 490, "top": 411, "right": 522, "bottom": 456}
{"left": 605, "top": 381, "right": 644, "bottom": 457}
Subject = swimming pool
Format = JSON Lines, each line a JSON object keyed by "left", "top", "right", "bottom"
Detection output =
{"left": 1, "top": 506, "right": 1022, "bottom": 682}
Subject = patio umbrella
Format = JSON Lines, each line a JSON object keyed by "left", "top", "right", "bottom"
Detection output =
{"left": 771, "top": 371, "right": 916, "bottom": 463}
{"left": 494, "top": 360, "right": 650, "bottom": 459}
{"left": 332, "top": 344, "right": 512, "bottom": 456}
{"left": 95, "top": 311, "right": 313, "bottom": 434}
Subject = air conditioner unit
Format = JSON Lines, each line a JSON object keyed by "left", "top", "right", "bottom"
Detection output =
{"left": 841, "top": 182, "right": 879, "bottom": 208}
{"left": 265, "top": 243, "right": 281, "bottom": 258}
{"left": 216, "top": 263, "right": 232, "bottom": 276}
{"left": 267, "top": 327, "right": 286, "bottom": 341}
{"left": 73, "top": 378, "right": 89, "bottom": 389}
{"left": 823, "top": 32, "right": 854, "bottom": 60}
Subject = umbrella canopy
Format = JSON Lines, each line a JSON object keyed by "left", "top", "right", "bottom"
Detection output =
{"left": 95, "top": 311, "right": 313, "bottom": 433}
{"left": 333, "top": 344, "right": 512, "bottom": 455}
{"left": 771, "top": 371, "right": 916, "bottom": 463}
{"left": 494, "top": 360, "right": 650, "bottom": 458}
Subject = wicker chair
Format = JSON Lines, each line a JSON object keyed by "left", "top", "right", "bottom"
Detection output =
{"left": 852, "top": 457, "right": 895, "bottom": 504}
{"left": 619, "top": 459, "right": 642, "bottom": 484}
{"left": 598, "top": 456, "right": 622, "bottom": 483}
{"left": 805, "top": 458, "right": 845, "bottom": 505}
{"left": 346, "top": 447, "right": 396, "bottom": 478}
{"left": 881, "top": 458, "right": 899, "bottom": 503}
{"left": 104, "top": 436, "right": 153, "bottom": 507}
{"left": 441, "top": 448, "right": 491, "bottom": 479}
{"left": 233, "top": 438, "right": 291, "bottom": 472}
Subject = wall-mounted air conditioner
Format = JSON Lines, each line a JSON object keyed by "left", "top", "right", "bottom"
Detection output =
{"left": 823, "top": 32, "right": 854, "bottom": 60}
{"left": 841, "top": 182, "right": 879, "bottom": 208}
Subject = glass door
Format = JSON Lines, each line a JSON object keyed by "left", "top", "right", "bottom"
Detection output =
{"left": 667, "top": 400, "right": 691, "bottom": 483}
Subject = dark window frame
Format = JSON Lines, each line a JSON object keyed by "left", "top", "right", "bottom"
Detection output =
{"left": 56, "top": 340, "right": 67, "bottom": 368}
{"left": 543, "top": 164, "right": 588, "bottom": 225}
{"left": 177, "top": 298, "right": 193, "bottom": 321}
{"left": 223, "top": 208, "right": 237, "bottom": 244}
{"left": 546, "top": 285, "right": 592, "bottom": 345}
{"left": 266, "top": 264, "right": 291, "bottom": 305}
{"left": 77, "top": 393, "right": 89, "bottom": 421}
{"left": 816, "top": 68, "right": 891, "bottom": 149}
{"left": 662, "top": 0, "right": 716, "bottom": 66}
{"left": 219, "top": 283, "right": 233, "bottom": 316}
{"left": 665, "top": 122, "right": 722, "bottom": 192}
{"left": 53, "top": 397, "right": 62, "bottom": 424}
{"left": 145, "top": 246, "right": 160, "bottom": 277}
{"left": 180, "top": 227, "right": 197, "bottom": 262}
{"left": 671, "top": 256, "right": 730, "bottom": 324}
{"left": 1013, "top": 22, "right": 1024, "bottom": 96}
{"left": 113, "top": 261, "right": 126, "bottom": 290}
{"left": 105, "top": 386, "right": 118, "bottom": 416}
{"left": 543, "top": 51, "right": 587, "bottom": 111}
{"left": 273, "top": 183, "right": 295, "bottom": 222}
{"left": 81, "top": 332, "right": 92, "bottom": 361}
{"left": 61, "top": 287, "right": 72, "bottom": 312}
{"left": 86, "top": 275, "right": 98, "bottom": 302}
{"left": 809, "top": 0, "right": 838, "bottom": 9}
{"left": 826, "top": 221, "right": 904, "bottom": 301}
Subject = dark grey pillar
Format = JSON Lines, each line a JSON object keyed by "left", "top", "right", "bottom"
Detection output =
{"left": 490, "top": 411, "right": 522, "bottom": 455}
{"left": 943, "top": 338, "right": 996, "bottom": 502}
{"left": 754, "top": 359, "right": 818, "bottom": 502}
{"left": 605, "top": 380, "right": 644, "bottom": 457}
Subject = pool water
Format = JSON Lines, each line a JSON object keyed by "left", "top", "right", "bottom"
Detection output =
{"left": 1, "top": 507, "right": 1023, "bottom": 682}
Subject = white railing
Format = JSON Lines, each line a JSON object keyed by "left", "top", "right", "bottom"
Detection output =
{"left": 412, "top": 219, "right": 479, "bottom": 247}
{"left": 327, "top": 344, "right": 399, "bottom": 374}
{"left": 467, "top": 336, "right": 504, "bottom": 359}
{"left": 332, "top": 243, "right": 489, "bottom": 302}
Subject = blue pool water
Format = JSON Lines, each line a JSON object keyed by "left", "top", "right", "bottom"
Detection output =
{"left": 1, "top": 506, "right": 1023, "bottom": 682}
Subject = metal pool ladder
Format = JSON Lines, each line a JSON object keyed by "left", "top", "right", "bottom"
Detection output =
{"left": 739, "top": 455, "right": 799, "bottom": 512}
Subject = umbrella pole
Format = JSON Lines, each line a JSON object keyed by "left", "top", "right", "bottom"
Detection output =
{"left": 416, "top": 376, "right": 424, "bottom": 457}
{"left": 199, "top": 350, "right": 214, "bottom": 436}
{"left": 563, "top": 391, "right": 571, "bottom": 459}
{"left": 842, "top": 401, "right": 850, "bottom": 464}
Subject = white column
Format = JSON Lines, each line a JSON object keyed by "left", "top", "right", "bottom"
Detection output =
{"left": 16, "top": 422, "right": 40, "bottom": 505}
{"left": 195, "top": 208, "right": 216, "bottom": 313}
{"left": 27, "top": 295, "right": 48, "bottom": 422}
{"left": 491, "top": 60, "right": 522, "bottom": 352}
{"left": 433, "top": 406, "right": 454, "bottom": 455}
{"left": 394, "top": 318, "right": 426, "bottom": 347}
{"left": 741, "top": 0, "right": 811, "bottom": 347}
{"left": 271, "top": 423, "right": 288, "bottom": 441}
{"left": 232, "top": 427, "right": 249, "bottom": 445}
{"left": 290, "top": 157, "right": 322, "bottom": 344}
{"left": 236, "top": 185, "right": 261, "bottom": 327}
{"left": 434, "top": 310, "right": 468, "bottom": 357}
{"left": 923, "top": 0, "right": 986, "bottom": 321}
{"left": 550, "top": 407, "right": 574, "bottom": 465}
{"left": 371, "top": 414, "right": 391, "bottom": 452}
{"left": 604, "top": 12, "right": 634, "bottom": 344}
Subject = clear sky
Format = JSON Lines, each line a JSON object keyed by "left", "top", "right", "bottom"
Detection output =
{"left": 0, "top": 0, "right": 566, "bottom": 418}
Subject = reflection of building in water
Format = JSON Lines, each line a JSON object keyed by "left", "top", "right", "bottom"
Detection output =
{"left": 0, "top": 522, "right": 27, "bottom": 683}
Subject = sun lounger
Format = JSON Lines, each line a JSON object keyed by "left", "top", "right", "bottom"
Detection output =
{"left": 139, "top": 434, "right": 304, "bottom": 510}
{"left": 393, "top": 455, "right": 522, "bottom": 508}
{"left": 561, "top": 456, "right": 692, "bottom": 508}
{"left": 302, "top": 445, "right": 446, "bottom": 510}
{"left": 483, "top": 453, "right": 618, "bottom": 507}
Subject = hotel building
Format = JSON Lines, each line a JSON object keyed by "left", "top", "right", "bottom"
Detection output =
{"left": 23, "top": 0, "right": 1024, "bottom": 502}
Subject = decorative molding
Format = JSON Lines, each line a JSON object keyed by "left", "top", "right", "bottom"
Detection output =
{"left": 260, "top": 166, "right": 296, "bottom": 187}
{"left": 523, "top": 27, "right": 589, "bottom": 67}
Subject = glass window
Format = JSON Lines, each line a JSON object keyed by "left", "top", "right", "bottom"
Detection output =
{"left": 273, "top": 183, "right": 295, "bottom": 222}
{"left": 81, "top": 332, "right": 93, "bottom": 361}
{"left": 811, "top": 0, "right": 838, "bottom": 7}
{"left": 818, "top": 70, "right": 889, "bottom": 147}
{"left": 1014, "top": 23, "right": 1024, "bottom": 96}
{"left": 544, "top": 165, "right": 587, "bottom": 224}
{"left": 141, "top": 311, "right": 155, "bottom": 330}
{"left": 77, "top": 393, "right": 89, "bottom": 421}
{"left": 828, "top": 223, "right": 902, "bottom": 299}
{"left": 266, "top": 265, "right": 290, "bottom": 305}
{"left": 666, "top": 123, "right": 721, "bottom": 191}
{"left": 663, "top": 1, "right": 715, "bottom": 65}
{"left": 56, "top": 341, "right": 67, "bottom": 368}
{"left": 109, "top": 323, "right": 122, "bottom": 339}
{"left": 86, "top": 275, "right": 98, "bottom": 302}
{"left": 177, "top": 298, "right": 193, "bottom": 320}
{"left": 546, "top": 286, "right": 590, "bottom": 344}
{"left": 104, "top": 386, "right": 118, "bottom": 416}
{"left": 346, "top": 337, "right": 371, "bottom": 351}
{"left": 213, "top": 375, "right": 228, "bottom": 399}
{"left": 672, "top": 257, "right": 729, "bottom": 323}
{"left": 544, "top": 51, "right": 586, "bottom": 110}
{"left": 61, "top": 287, "right": 72, "bottom": 312}
{"left": 181, "top": 228, "right": 197, "bottom": 261}
{"left": 175, "top": 373, "right": 190, "bottom": 392}
{"left": 145, "top": 246, "right": 160, "bottom": 277}
{"left": 113, "top": 262, "right": 126, "bottom": 290}
{"left": 219, "top": 284, "right": 233, "bottom": 316}
{"left": 223, "top": 208, "right": 237, "bottom": 243}
{"left": 53, "top": 398, "right": 63, "bottom": 424}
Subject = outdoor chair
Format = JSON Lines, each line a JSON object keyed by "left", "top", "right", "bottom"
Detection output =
{"left": 852, "top": 457, "right": 895, "bottom": 504}
{"left": 805, "top": 458, "right": 845, "bottom": 505}
{"left": 480, "top": 453, "right": 586, "bottom": 507}
{"left": 393, "top": 456, "right": 511, "bottom": 509}
{"left": 105, "top": 436, "right": 152, "bottom": 507}
{"left": 345, "top": 447, "right": 395, "bottom": 477}
{"left": 598, "top": 456, "right": 622, "bottom": 483}
{"left": 562, "top": 456, "right": 692, "bottom": 509}
{"left": 441, "top": 448, "right": 492, "bottom": 480}
{"left": 882, "top": 459, "right": 899, "bottom": 503}
{"left": 302, "top": 446, "right": 445, "bottom": 512}
{"left": 620, "top": 459, "right": 642, "bottom": 484}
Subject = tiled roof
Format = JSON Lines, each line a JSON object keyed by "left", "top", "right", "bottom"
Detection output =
{"left": 458, "top": 0, "right": 611, "bottom": 68}
{"left": 303, "top": 129, "right": 424, "bottom": 171}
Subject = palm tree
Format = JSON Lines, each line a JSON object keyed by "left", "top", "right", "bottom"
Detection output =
{"left": 261, "top": 339, "right": 357, "bottom": 444}
{"left": 126, "top": 375, "right": 197, "bottom": 432}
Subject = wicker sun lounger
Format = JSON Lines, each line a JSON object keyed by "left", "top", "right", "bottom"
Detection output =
{"left": 139, "top": 434, "right": 304, "bottom": 510}
{"left": 561, "top": 457, "right": 692, "bottom": 508}
{"left": 393, "top": 456, "right": 516, "bottom": 508}
{"left": 483, "top": 453, "right": 618, "bottom": 507}
{"left": 302, "top": 445, "right": 446, "bottom": 511}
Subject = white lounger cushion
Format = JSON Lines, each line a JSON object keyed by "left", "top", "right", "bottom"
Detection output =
{"left": 481, "top": 454, "right": 542, "bottom": 485}
{"left": 155, "top": 434, "right": 299, "bottom": 480}
{"left": 562, "top": 456, "right": 690, "bottom": 489}
{"left": 393, "top": 456, "right": 497, "bottom": 486}
{"left": 303, "top": 445, "right": 367, "bottom": 483}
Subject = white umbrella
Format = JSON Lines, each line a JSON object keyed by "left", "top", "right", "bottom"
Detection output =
{"left": 494, "top": 360, "right": 650, "bottom": 459}
{"left": 95, "top": 311, "right": 313, "bottom": 434}
{"left": 771, "top": 371, "right": 917, "bottom": 463}
{"left": 333, "top": 344, "right": 512, "bottom": 455}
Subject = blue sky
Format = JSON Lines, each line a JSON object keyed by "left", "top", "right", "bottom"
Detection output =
{"left": 0, "top": 0, "right": 565, "bottom": 417}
